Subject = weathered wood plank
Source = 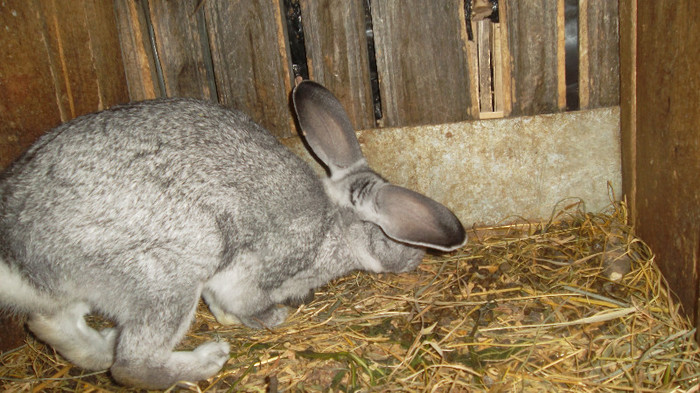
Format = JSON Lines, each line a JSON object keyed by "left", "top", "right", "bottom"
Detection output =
{"left": 506, "top": 0, "right": 560, "bottom": 116}
{"left": 580, "top": 0, "right": 620, "bottom": 109}
{"left": 0, "top": 0, "right": 63, "bottom": 169}
{"left": 0, "top": 0, "right": 128, "bottom": 169}
{"left": 299, "top": 0, "right": 375, "bottom": 130}
{"left": 496, "top": 1, "right": 513, "bottom": 116}
{"left": 148, "top": 0, "right": 214, "bottom": 100}
{"left": 114, "top": 0, "right": 160, "bottom": 101}
{"left": 371, "top": 0, "right": 473, "bottom": 127}
{"left": 39, "top": 0, "right": 129, "bottom": 118}
{"left": 634, "top": 0, "right": 700, "bottom": 337}
{"left": 477, "top": 20, "right": 493, "bottom": 113}
{"left": 85, "top": 1, "right": 131, "bottom": 107}
{"left": 619, "top": 0, "right": 637, "bottom": 223}
{"left": 204, "top": 0, "right": 293, "bottom": 138}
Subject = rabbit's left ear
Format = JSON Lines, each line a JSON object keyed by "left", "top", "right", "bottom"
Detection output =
{"left": 359, "top": 183, "right": 467, "bottom": 252}
{"left": 292, "top": 81, "right": 366, "bottom": 173}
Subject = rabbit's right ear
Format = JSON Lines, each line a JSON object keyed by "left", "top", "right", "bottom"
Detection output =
{"left": 293, "top": 81, "right": 366, "bottom": 174}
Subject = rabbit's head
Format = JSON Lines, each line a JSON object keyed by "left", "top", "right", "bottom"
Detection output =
{"left": 293, "top": 81, "right": 466, "bottom": 273}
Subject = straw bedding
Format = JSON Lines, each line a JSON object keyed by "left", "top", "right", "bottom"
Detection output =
{"left": 1, "top": 200, "right": 698, "bottom": 392}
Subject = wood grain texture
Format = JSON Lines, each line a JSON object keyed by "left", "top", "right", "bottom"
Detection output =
{"left": 476, "top": 20, "right": 493, "bottom": 112}
{"left": 204, "top": 0, "right": 293, "bottom": 138}
{"left": 114, "top": 0, "right": 159, "bottom": 100}
{"left": 0, "top": 0, "right": 128, "bottom": 169}
{"left": 84, "top": 2, "right": 130, "bottom": 108}
{"left": 300, "top": 0, "right": 374, "bottom": 130}
{"left": 371, "top": 0, "right": 473, "bottom": 127}
{"left": 38, "top": 1, "right": 128, "bottom": 118}
{"left": 581, "top": 0, "right": 620, "bottom": 109}
{"left": 619, "top": 0, "right": 636, "bottom": 224}
{"left": 634, "top": 1, "right": 700, "bottom": 334}
{"left": 506, "top": 0, "right": 560, "bottom": 116}
{"left": 148, "top": 0, "right": 215, "bottom": 100}
{"left": 0, "top": 1, "right": 62, "bottom": 169}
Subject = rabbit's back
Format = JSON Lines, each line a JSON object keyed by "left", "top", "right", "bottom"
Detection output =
{"left": 0, "top": 98, "right": 329, "bottom": 312}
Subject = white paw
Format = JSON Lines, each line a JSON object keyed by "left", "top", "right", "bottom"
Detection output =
{"left": 208, "top": 302, "right": 242, "bottom": 326}
{"left": 193, "top": 341, "right": 230, "bottom": 373}
{"left": 100, "top": 328, "right": 118, "bottom": 345}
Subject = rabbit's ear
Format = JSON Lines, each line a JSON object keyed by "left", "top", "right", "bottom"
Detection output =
{"left": 367, "top": 184, "right": 467, "bottom": 251}
{"left": 293, "top": 81, "right": 365, "bottom": 173}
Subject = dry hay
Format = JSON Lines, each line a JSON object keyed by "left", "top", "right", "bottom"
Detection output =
{"left": 1, "top": 200, "right": 699, "bottom": 392}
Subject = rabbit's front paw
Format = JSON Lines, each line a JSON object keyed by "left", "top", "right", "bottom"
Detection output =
{"left": 192, "top": 341, "right": 230, "bottom": 374}
{"left": 239, "top": 305, "right": 288, "bottom": 329}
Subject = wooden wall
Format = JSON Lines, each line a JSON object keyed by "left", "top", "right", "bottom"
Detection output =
{"left": 112, "top": 0, "right": 620, "bottom": 135}
{"left": 0, "top": 0, "right": 129, "bottom": 169}
{"left": 0, "top": 1, "right": 622, "bottom": 166}
{"left": 620, "top": 0, "right": 700, "bottom": 339}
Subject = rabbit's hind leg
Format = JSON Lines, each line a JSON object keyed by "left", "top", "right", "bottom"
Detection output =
{"left": 110, "top": 293, "right": 230, "bottom": 389}
{"left": 27, "top": 302, "right": 117, "bottom": 370}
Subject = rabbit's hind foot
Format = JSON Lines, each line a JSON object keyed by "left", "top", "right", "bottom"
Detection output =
{"left": 110, "top": 341, "right": 230, "bottom": 389}
{"left": 27, "top": 302, "right": 116, "bottom": 370}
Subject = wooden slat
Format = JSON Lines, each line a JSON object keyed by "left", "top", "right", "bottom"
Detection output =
{"left": 38, "top": 1, "right": 130, "bottom": 118}
{"left": 496, "top": 1, "right": 513, "bottom": 116}
{"left": 0, "top": 0, "right": 128, "bottom": 169}
{"left": 619, "top": 0, "right": 637, "bottom": 224}
{"left": 300, "top": 0, "right": 374, "bottom": 130}
{"left": 490, "top": 21, "right": 506, "bottom": 115}
{"left": 371, "top": 0, "right": 473, "bottom": 127}
{"left": 634, "top": 0, "right": 700, "bottom": 338}
{"left": 0, "top": 0, "right": 63, "bottom": 169}
{"left": 557, "top": 0, "right": 567, "bottom": 110}
{"left": 204, "top": 0, "right": 293, "bottom": 138}
{"left": 85, "top": 2, "right": 131, "bottom": 108}
{"left": 38, "top": 0, "right": 98, "bottom": 119}
{"left": 114, "top": 0, "right": 159, "bottom": 101}
{"left": 506, "top": 0, "right": 560, "bottom": 116}
{"left": 476, "top": 20, "right": 493, "bottom": 113}
{"left": 580, "top": 0, "right": 620, "bottom": 109}
{"left": 147, "top": 0, "right": 214, "bottom": 100}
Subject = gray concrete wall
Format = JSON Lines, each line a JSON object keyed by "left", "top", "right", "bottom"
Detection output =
{"left": 282, "top": 106, "right": 621, "bottom": 227}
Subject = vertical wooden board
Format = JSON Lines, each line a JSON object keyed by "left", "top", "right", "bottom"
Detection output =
{"left": 39, "top": 1, "right": 111, "bottom": 118}
{"left": 506, "top": 0, "right": 560, "bottom": 116}
{"left": 148, "top": 0, "right": 214, "bottom": 100}
{"left": 204, "top": 0, "right": 293, "bottom": 138}
{"left": 619, "top": 0, "right": 636, "bottom": 224}
{"left": 300, "top": 0, "right": 374, "bottom": 130}
{"left": 581, "top": 0, "right": 620, "bottom": 109}
{"left": 371, "top": 0, "right": 473, "bottom": 127}
{"left": 496, "top": 1, "right": 513, "bottom": 116}
{"left": 635, "top": 1, "right": 700, "bottom": 331}
{"left": 0, "top": 0, "right": 63, "bottom": 169}
{"left": 476, "top": 20, "right": 493, "bottom": 113}
{"left": 84, "top": 1, "right": 130, "bottom": 108}
{"left": 113, "top": 0, "right": 159, "bottom": 101}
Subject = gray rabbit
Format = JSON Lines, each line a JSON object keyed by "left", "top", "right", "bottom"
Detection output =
{"left": 0, "top": 81, "right": 466, "bottom": 388}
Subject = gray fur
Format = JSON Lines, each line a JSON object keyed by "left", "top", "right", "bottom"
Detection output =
{"left": 0, "top": 81, "right": 465, "bottom": 388}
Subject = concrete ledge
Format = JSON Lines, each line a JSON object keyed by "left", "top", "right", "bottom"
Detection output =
{"left": 282, "top": 106, "right": 621, "bottom": 227}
